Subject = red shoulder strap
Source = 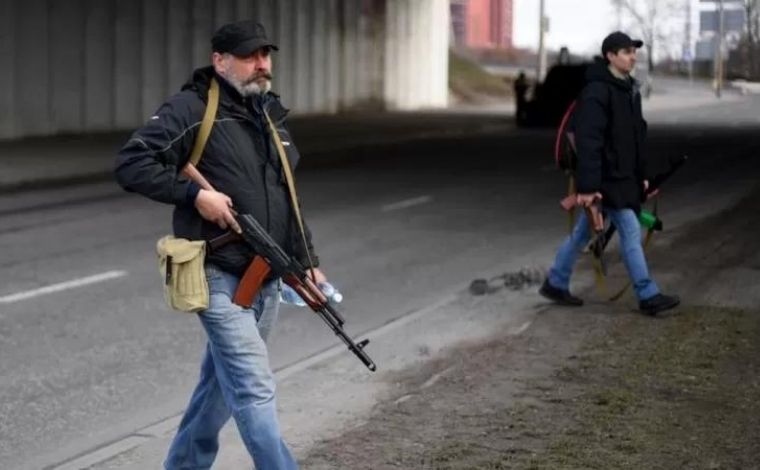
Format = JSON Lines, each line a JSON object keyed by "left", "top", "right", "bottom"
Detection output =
{"left": 554, "top": 100, "right": 578, "bottom": 168}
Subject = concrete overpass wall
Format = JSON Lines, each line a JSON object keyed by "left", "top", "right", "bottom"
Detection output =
{"left": 384, "top": 0, "right": 449, "bottom": 110}
{"left": 0, "top": 0, "right": 449, "bottom": 140}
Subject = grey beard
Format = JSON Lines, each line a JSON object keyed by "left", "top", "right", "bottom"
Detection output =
{"left": 236, "top": 79, "right": 272, "bottom": 96}
{"left": 220, "top": 72, "right": 272, "bottom": 96}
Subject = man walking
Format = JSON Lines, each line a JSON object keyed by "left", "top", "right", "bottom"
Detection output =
{"left": 539, "top": 32, "right": 680, "bottom": 316}
{"left": 115, "top": 20, "right": 322, "bottom": 469}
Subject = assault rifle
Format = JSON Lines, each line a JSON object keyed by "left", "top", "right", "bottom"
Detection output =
{"left": 208, "top": 214, "right": 377, "bottom": 372}
{"left": 183, "top": 163, "right": 376, "bottom": 372}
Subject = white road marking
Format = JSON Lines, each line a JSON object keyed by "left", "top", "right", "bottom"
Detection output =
{"left": 512, "top": 320, "right": 533, "bottom": 336}
{"left": 0, "top": 270, "right": 128, "bottom": 304}
{"left": 381, "top": 195, "right": 433, "bottom": 212}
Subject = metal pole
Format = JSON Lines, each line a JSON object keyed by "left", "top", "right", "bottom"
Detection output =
{"left": 686, "top": 0, "right": 694, "bottom": 84}
{"left": 537, "top": 0, "right": 547, "bottom": 82}
{"left": 715, "top": 0, "right": 725, "bottom": 97}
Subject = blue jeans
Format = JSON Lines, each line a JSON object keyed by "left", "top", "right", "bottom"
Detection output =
{"left": 547, "top": 208, "right": 659, "bottom": 301}
{"left": 164, "top": 265, "right": 298, "bottom": 470}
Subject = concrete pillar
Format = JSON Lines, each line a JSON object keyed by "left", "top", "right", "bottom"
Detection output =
{"left": 0, "top": 0, "right": 16, "bottom": 139}
{"left": 253, "top": 0, "right": 276, "bottom": 30}
{"left": 213, "top": 0, "right": 236, "bottom": 28}
{"left": 84, "top": 0, "right": 115, "bottom": 130}
{"left": 339, "top": 0, "right": 358, "bottom": 108}
{"left": 384, "top": 0, "right": 448, "bottom": 110}
{"left": 167, "top": 0, "right": 194, "bottom": 94}
{"left": 114, "top": 0, "right": 143, "bottom": 128}
{"left": 141, "top": 0, "right": 168, "bottom": 118}
{"left": 385, "top": 0, "right": 398, "bottom": 109}
{"left": 15, "top": 0, "right": 50, "bottom": 136}
{"left": 367, "top": 0, "right": 386, "bottom": 104}
{"left": 354, "top": 5, "right": 370, "bottom": 101}
{"left": 292, "top": 0, "right": 310, "bottom": 111}
{"left": 429, "top": 0, "right": 450, "bottom": 108}
{"left": 49, "top": 0, "right": 85, "bottom": 134}
{"left": 324, "top": 0, "right": 340, "bottom": 113}
{"left": 191, "top": 0, "right": 214, "bottom": 69}
{"left": 275, "top": 0, "right": 295, "bottom": 103}
{"left": 235, "top": 0, "right": 254, "bottom": 18}
{"left": 309, "top": 0, "right": 328, "bottom": 112}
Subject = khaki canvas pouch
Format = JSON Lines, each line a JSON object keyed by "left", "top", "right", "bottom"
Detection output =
{"left": 156, "top": 236, "right": 209, "bottom": 312}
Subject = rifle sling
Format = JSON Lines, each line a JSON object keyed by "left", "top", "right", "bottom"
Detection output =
{"left": 263, "top": 110, "right": 316, "bottom": 281}
{"left": 190, "top": 78, "right": 219, "bottom": 166}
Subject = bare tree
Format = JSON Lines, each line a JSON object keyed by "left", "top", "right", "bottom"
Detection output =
{"left": 728, "top": 0, "right": 760, "bottom": 78}
{"left": 610, "top": 0, "right": 682, "bottom": 71}
{"left": 742, "top": 0, "right": 760, "bottom": 77}
{"left": 743, "top": 0, "right": 760, "bottom": 40}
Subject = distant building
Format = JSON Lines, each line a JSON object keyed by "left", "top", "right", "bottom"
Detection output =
{"left": 450, "top": 0, "right": 513, "bottom": 49}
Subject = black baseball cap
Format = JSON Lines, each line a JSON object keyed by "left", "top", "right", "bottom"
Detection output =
{"left": 212, "top": 21, "right": 278, "bottom": 56}
{"left": 601, "top": 31, "right": 643, "bottom": 56}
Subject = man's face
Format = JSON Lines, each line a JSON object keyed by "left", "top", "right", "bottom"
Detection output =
{"left": 607, "top": 47, "right": 637, "bottom": 74}
{"left": 213, "top": 48, "right": 273, "bottom": 96}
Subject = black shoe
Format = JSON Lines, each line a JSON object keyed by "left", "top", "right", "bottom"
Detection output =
{"left": 639, "top": 293, "right": 680, "bottom": 316}
{"left": 539, "top": 280, "right": 584, "bottom": 306}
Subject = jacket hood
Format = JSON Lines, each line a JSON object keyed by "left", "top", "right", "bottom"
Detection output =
{"left": 585, "top": 62, "right": 634, "bottom": 91}
{"left": 181, "top": 66, "right": 215, "bottom": 97}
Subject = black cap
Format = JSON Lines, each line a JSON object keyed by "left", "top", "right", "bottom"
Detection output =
{"left": 212, "top": 21, "right": 278, "bottom": 56}
{"left": 601, "top": 31, "right": 643, "bottom": 56}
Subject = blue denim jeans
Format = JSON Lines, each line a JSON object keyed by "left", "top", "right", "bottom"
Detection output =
{"left": 164, "top": 265, "right": 298, "bottom": 470}
{"left": 547, "top": 208, "right": 659, "bottom": 301}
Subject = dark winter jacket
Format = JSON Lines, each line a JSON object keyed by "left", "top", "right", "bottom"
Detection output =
{"left": 114, "top": 66, "right": 318, "bottom": 276}
{"left": 574, "top": 62, "right": 648, "bottom": 212}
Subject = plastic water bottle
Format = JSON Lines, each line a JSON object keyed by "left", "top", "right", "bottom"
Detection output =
{"left": 279, "top": 282, "right": 343, "bottom": 307}
{"left": 318, "top": 282, "right": 343, "bottom": 305}
{"left": 279, "top": 283, "right": 307, "bottom": 307}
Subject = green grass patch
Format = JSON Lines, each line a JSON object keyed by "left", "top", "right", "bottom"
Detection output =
{"left": 522, "top": 306, "right": 760, "bottom": 470}
{"left": 449, "top": 50, "right": 512, "bottom": 100}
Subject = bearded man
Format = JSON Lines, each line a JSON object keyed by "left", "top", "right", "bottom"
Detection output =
{"left": 114, "top": 20, "right": 326, "bottom": 470}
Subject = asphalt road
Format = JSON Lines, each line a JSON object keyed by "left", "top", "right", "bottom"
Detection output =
{"left": 1, "top": 91, "right": 759, "bottom": 469}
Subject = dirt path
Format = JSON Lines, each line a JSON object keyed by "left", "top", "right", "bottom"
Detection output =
{"left": 301, "top": 188, "right": 760, "bottom": 470}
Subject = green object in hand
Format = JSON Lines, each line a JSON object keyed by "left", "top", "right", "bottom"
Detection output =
{"left": 639, "top": 210, "right": 663, "bottom": 231}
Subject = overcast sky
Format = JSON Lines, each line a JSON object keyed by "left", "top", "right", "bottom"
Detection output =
{"left": 512, "top": 0, "right": 704, "bottom": 59}
{"left": 513, "top": 0, "right": 617, "bottom": 56}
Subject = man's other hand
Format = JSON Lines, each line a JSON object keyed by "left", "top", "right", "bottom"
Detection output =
{"left": 194, "top": 189, "right": 241, "bottom": 233}
{"left": 643, "top": 180, "right": 660, "bottom": 200}
{"left": 307, "top": 268, "right": 328, "bottom": 284}
{"left": 576, "top": 192, "right": 602, "bottom": 208}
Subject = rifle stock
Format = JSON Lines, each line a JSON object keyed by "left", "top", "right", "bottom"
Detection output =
{"left": 182, "top": 162, "right": 215, "bottom": 191}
